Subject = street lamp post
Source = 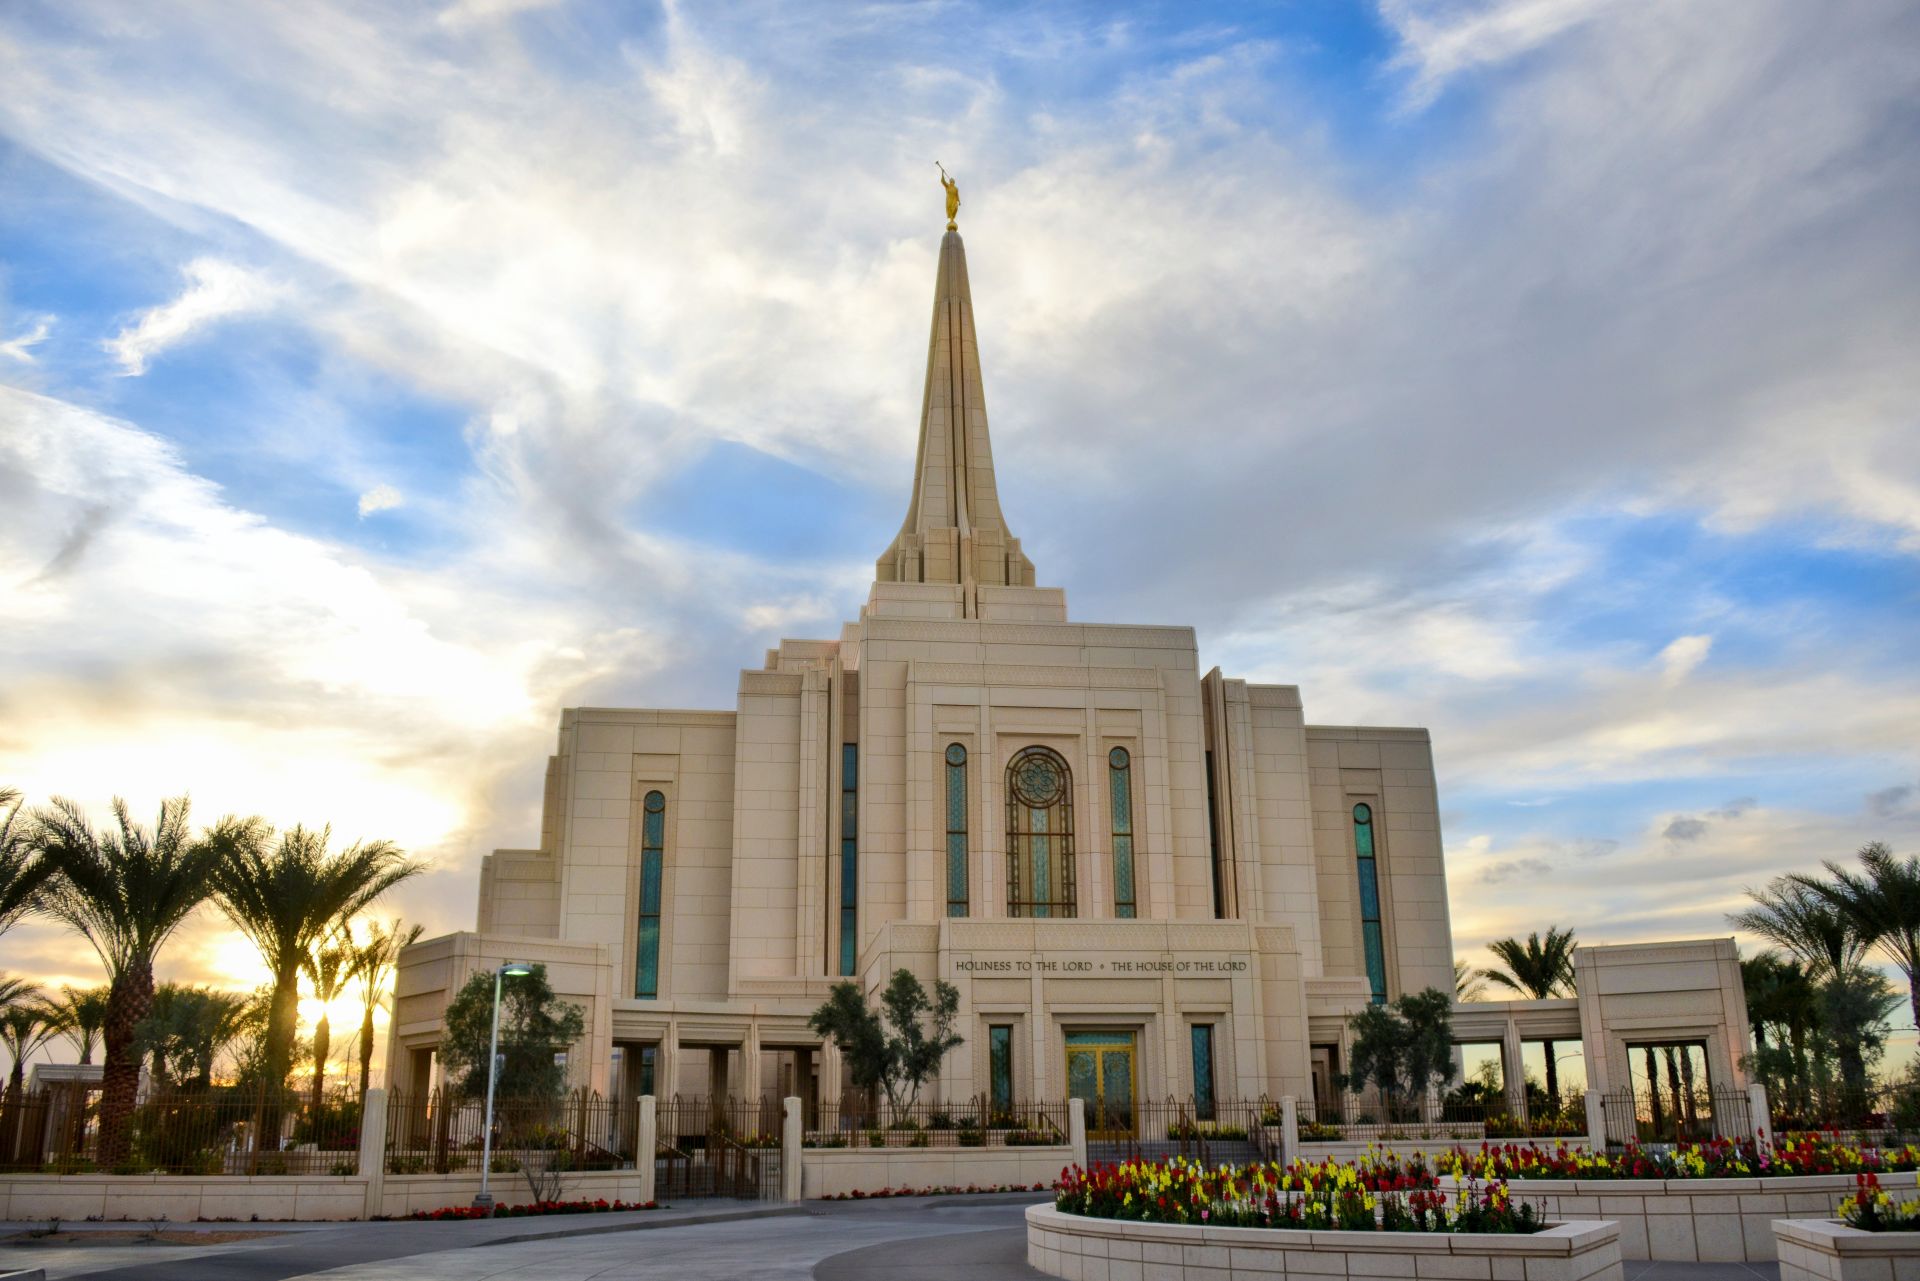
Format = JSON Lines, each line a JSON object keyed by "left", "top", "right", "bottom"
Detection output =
{"left": 474, "top": 961, "right": 534, "bottom": 1212}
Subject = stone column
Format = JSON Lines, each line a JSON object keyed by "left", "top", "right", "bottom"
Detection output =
{"left": 1280, "top": 1095, "right": 1298, "bottom": 1165}
{"left": 1068, "top": 1098, "right": 1087, "bottom": 1170}
{"left": 638, "top": 1095, "right": 657, "bottom": 1206}
{"left": 783, "top": 1096, "right": 803, "bottom": 1202}
{"left": 1584, "top": 1088, "right": 1606, "bottom": 1151}
{"left": 1502, "top": 1019, "right": 1527, "bottom": 1122}
{"left": 1748, "top": 1082, "right": 1771, "bottom": 1146}
{"left": 357, "top": 1087, "right": 389, "bottom": 1220}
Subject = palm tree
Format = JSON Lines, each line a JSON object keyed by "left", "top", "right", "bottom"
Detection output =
{"left": 1454, "top": 959, "right": 1488, "bottom": 1002}
{"left": 1729, "top": 875, "right": 1878, "bottom": 1099}
{"left": 303, "top": 928, "right": 356, "bottom": 1114}
{"left": 1799, "top": 842, "right": 1920, "bottom": 1033}
{"left": 31, "top": 796, "right": 252, "bottom": 1163}
{"left": 350, "top": 918, "right": 423, "bottom": 1096}
{"left": 211, "top": 824, "right": 420, "bottom": 1144}
{"left": 1728, "top": 877, "right": 1867, "bottom": 975}
{"left": 1479, "top": 927, "right": 1578, "bottom": 1104}
{"left": 47, "top": 985, "right": 110, "bottom": 1065}
{"left": 0, "top": 787, "right": 51, "bottom": 939}
{"left": 141, "top": 984, "right": 254, "bottom": 1091}
{"left": 0, "top": 992, "right": 64, "bottom": 1096}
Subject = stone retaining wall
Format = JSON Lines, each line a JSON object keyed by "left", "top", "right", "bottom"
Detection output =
{"left": 1025, "top": 1203, "right": 1621, "bottom": 1281}
{"left": 1774, "top": 1218, "right": 1920, "bottom": 1281}
{"left": 1442, "top": 1174, "right": 1860, "bottom": 1263}
{"left": 800, "top": 1147, "right": 1072, "bottom": 1198}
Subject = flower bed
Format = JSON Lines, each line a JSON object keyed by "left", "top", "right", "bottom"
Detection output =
{"left": 1837, "top": 1171, "right": 1920, "bottom": 1230}
{"left": 1029, "top": 1202, "right": 1621, "bottom": 1281}
{"left": 1439, "top": 1136, "right": 1920, "bottom": 1181}
{"left": 1054, "top": 1156, "right": 1545, "bottom": 1234}
{"left": 404, "top": 1197, "right": 658, "bottom": 1220}
{"left": 818, "top": 1180, "right": 1049, "bottom": 1201}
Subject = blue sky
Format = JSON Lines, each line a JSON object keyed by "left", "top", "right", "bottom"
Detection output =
{"left": 1, "top": 0, "right": 1917, "bottom": 1044}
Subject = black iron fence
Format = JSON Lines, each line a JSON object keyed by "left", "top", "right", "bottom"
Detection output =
{"left": 0, "top": 1082, "right": 362, "bottom": 1175}
{"left": 803, "top": 1095, "right": 1067, "bottom": 1149}
{"left": 1595, "top": 1086, "right": 1754, "bottom": 1147}
{"left": 385, "top": 1088, "right": 635, "bottom": 1175}
{"left": 1293, "top": 1092, "right": 1588, "bottom": 1144}
{"left": 1766, "top": 1082, "right": 1920, "bottom": 1140}
{"left": 656, "top": 1096, "right": 780, "bottom": 1199}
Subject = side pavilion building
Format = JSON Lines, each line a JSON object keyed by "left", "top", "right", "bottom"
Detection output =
{"left": 390, "top": 218, "right": 1752, "bottom": 1129}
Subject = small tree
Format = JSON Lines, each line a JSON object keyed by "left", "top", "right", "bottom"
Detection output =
{"left": 439, "top": 964, "right": 584, "bottom": 1102}
{"left": 1346, "top": 987, "right": 1457, "bottom": 1122}
{"left": 808, "top": 968, "right": 962, "bottom": 1117}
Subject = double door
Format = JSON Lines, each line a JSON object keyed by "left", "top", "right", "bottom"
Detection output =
{"left": 1067, "top": 1031, "right": 1137, "bottom": 1137}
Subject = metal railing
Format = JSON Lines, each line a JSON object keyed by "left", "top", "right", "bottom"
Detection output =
{"left": 1597, "top": 1086, "right": 1752, "bottom": 1147}
{"left": 1766, "top": 1082, "right": 1920, "bottom": 1141}
{"left": 803, "top": 1095, "right": 1066, "bottom": 1149}
{"left": 0, "top": 1082, "right": 362, "bottom": 1175}
{"left": 385, "top": 1088, "right": 632, "bottom": 1175}
{"left": 1294, "top": 1092, "right": 1588, "bottom": 1144}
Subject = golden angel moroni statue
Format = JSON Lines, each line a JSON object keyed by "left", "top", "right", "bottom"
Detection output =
{"left": 937, "top": 162, "right": 959, "bottom": 230}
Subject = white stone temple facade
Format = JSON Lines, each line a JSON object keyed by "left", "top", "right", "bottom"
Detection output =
{"left": 389, "top": 221, "right": 1751, "bottom": 1125}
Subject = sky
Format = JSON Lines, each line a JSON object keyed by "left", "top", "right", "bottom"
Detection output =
{"left": 1, "top": 0, "right": 1918, "bottom": 1076}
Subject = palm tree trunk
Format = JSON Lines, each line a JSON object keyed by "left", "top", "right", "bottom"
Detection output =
{"left": 1542, "top": 1039, "right": 1559, "bottom": 1110}
{"left": 97, "top": 957, "right": 155, "bottom": 1167}
{"left": 309, "top": 1014, "right": 330, "bottom": 1119}
{"left": 256, "top": 964, "right": 302, "bottom": 1167}
{"left": 358, "top": 1002, "right": 376, "bottom": 1098}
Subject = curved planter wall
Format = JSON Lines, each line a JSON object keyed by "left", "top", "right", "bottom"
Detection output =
{"left": 1026, "top": 1203, "right": 1621, "bottom": 1281}
{"left": 1442, "top": 1174, "right": 1859, "bottom": 1263}
{"left": 1774, "top": 1218, "right": 1920, "bottom": 1281}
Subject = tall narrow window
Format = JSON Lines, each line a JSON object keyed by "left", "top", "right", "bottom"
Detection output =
{"left": 1353, "top": 802, "right": 1387, "bottom": 1004}
{"left": 840, "top": 745, "right": 859, "bottom": 976}
{"left": 1108, "top": 747, "right": 1137, "bottom": 918}
{"left": 945, "top": 744, "right": 969, "bottom": 917}
{"left": 640, "top": 1045, "right": 657, "bottom": 1097}
{"left": 635, "top": 790, "right": 665, "bottom": 998}
{"left": 989, "top": 1025, "right": 1013, "bottom": 1114}
{"left": 1204, "top": 750, "right": 1225, "bottom": 917}
{"left": 1007, "top": 746, "right": 1075, "bottom": 918}
{"left": 1190, "top": 1024, "right": 1216, "bottom": 1120}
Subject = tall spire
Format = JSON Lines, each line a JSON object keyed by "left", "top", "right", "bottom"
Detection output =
{"left": 875, "top": 226, "right": 1035, "bottom": 593}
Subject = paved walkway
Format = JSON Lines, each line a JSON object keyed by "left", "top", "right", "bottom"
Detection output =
{"left": 0, "top": 1195, "right": 1794, "bottom": 1281}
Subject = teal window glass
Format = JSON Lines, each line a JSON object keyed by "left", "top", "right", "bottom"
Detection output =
{"left": 839, "top": 744, "right": 859, "bottom": 976}
{"left": 1191, "top": 1024, "right": 1216, "bottom": 1120}
{"left": 945, "top": 743, "right": 969, "bottom": 917}
{"left": 635, "top": 790, "right": 666, "bottom": 998}
{"left": 1007, "top": 747, "right": 1076, "bottom": 917}
{"left": 640, "top": 1045, "right": 656, "bottom": 1097}
{"left": 1353, "top": 803, "right": 1387, "bottom": 1004}
{"left": 1108, "top": 747, "right": 1137, "bottom": 918}
{"left": 1204, "top": 750, "right": 1225, "bottom": 917}
{"left": 989, "top": 1024, "right": 1013, "bottom": 1113}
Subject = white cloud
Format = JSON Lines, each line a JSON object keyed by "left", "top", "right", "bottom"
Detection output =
{"left": 1379, "top": 0, "right": 1612, "bottom": 109}
{"left": 104, "top": 258, "right": 284, "bottom": 376}
{"left": 1658, "top": 634, "right": 1713, "bottom": 686}
{"left": 0, "top": 315, "right": 52, "bottom": 362}
{"left": 357, "top": 484, "right": 404, "bottom": 518}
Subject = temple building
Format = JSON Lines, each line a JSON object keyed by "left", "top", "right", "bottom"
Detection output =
{"left": 389, "top": 213, "right": 1752, "bottom": 1128}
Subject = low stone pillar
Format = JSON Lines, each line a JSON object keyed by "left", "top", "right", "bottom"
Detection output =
{"left": 638, "top": 1094, "right": 657, "bottom": 1206}
{"left": 1280, "top": 1095, "right": 1298, "bottom": 1165}
{"left": 1585, "top": 1088, "right": 1606, "bottom": 1151}
{"left": 1068, "top": 1098, "right": 1087, "bottom": 1170}
{"left": 782, "top": 1096, "right": 803, "bottom": 1202}
{"left": 357, "top": 1087, "right": 388, "bottom": 1220}
{"left": 1748, "top": 1082, "right": 1771, "bottom": 1146}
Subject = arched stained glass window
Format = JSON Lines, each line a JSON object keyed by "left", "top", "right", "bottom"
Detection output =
{"left": 945, "top": 744, "right": 968, "bottom": 917}
{"left": 1353, "top": 802, "right": 1386, "bottom": 1004}
{"left": 1007, "top": 746, "right": 1076, "bottom": 918}
{"left": 1109, "top": 747, "right": 1137, "bottom": 918}
{"left": 635, "top": 790, "right": 666, "bottom": 999}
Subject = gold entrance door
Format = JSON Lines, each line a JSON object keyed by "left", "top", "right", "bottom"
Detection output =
{"left": 1066, "top": 1031, "right": 1137, "bottom": 1137}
